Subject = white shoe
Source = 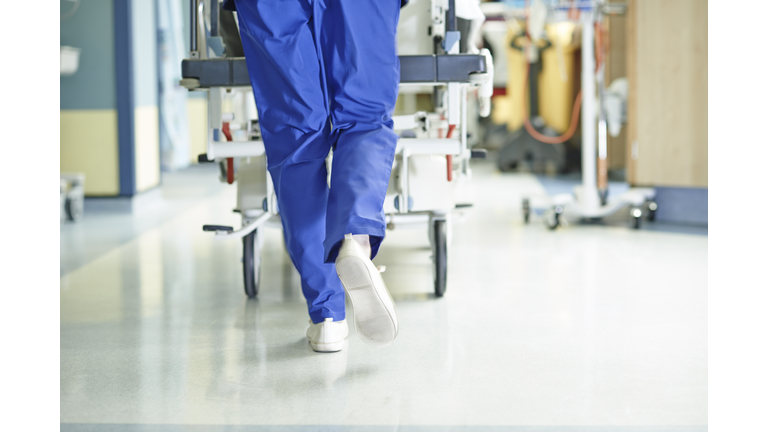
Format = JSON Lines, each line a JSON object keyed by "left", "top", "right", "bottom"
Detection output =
{"left": 335, "top": 234, "right": 398, "bottom": 347}
{"left": 306, "top": 318, "right": 349, "bottom": 352}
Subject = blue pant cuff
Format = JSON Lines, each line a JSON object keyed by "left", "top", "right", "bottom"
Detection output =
{"left": 309, "top": 310, "right": 346, "bottom": 325}
{"left": 324, "top": 226, "right": 387, "bottom": 263}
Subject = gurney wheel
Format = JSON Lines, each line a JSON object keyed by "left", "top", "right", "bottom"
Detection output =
{"left": 242, "top": 228, "right": 262, "bottom": 298}
{"left": 522, "top": 199, "right": 530, "bottom": 223}
{"left": 432, "top": 219, "right": 447, "bottom": 298}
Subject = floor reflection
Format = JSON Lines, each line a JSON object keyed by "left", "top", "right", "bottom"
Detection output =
{"left": 61, "top": 162, "right": 707, "bottom": 426}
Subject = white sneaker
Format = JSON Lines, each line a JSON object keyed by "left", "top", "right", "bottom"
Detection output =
{"left": 335, "top": 233, "right": 398, "bottom": 347}
{"left": 306, "top": 318, "right": 349, "bottom": 352}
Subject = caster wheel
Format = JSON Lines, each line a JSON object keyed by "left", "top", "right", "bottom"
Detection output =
{"left": 630, "top": 207, "right": 643, "bottom": 230}
{"left": 65, "top": 197, "right": 83, "bottom": 222}
{"left": 599, "top": 189, "right": 608, "bottom": 206}
{"left": 546, "top": 205, "right": 563, "bottom": 230}
{"left": 522, "top": 198, "right": 530, "bottom": 224}
{"left": 432, "top": 219, "right": 448, "bottom": 297}
{"left": 646, "top": 201, "right": 657, "bottom": 222}
{"left": 242, "top": 228, "right": 262, "bottom": 298}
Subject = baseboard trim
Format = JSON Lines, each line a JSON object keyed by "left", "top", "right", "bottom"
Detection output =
{"left": 653, "top": 186, "right": 707, "bottom": 226}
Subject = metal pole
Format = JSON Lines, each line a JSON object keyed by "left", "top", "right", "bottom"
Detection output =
{"left": 597, "top": 90, "right": 609, "bottom": 204}
{"left": 461, "top": 86, "right": 467, "bottom": 155}
{"left": 401, "top": 149, "right": 410, "bottom": 214}
{"left": 580, "top": 13, "right": 599, "bottom": 210}
{"left": 461, "top": 85, "right": 469, "bottom": 175}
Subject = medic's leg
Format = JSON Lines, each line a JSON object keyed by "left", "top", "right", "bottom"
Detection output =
{"left": 318, "top": 0, "right": 402, "bottom": 263}
{"left": 235, "top": 0, "right": 345, "bottom": 323}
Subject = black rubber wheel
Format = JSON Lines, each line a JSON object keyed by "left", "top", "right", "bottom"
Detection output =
{"left": 549, "top": 212, "right": 559, "bottom": 230}
{"left": 242, "top": 228, "right": 261, "bottom": 298}
{"left": 522, "top": 198, "right": 530, "bottom": 223}
{"left": 647, "top": 201, "right": 657, "bottom": 222}
{"left": 546, "top": 206, "right": 562, "bottom": 230}
{"left": 433, "top": 219, "right": 448, "bottom": 298}
{"left": 64, "top": 197, "right": 83, "bottom": 222}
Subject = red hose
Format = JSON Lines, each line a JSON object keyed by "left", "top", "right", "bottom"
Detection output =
{"left": 445, "top": 124, "right": 457, "bottom": 181}
{"left": 521, "top": 68, "right": 583, "bottom": 144}
{"left": 519, "top": 6, "right": 584, "bottom": 145}
{"left": 568, "top": 1, "right": 580, "bottom": 20}
{"left": 595, "top": 22, "right": 607, "bottom": 74}
{"left": 222, "top": 122, "right": 234, "bottom": 184}
{"left": 221, "top": 122, "right": 233, "bottom": 141}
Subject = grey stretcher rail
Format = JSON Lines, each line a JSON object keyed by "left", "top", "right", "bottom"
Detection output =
{"left": 181, "top": 54, "right": 487, "bottom": 88}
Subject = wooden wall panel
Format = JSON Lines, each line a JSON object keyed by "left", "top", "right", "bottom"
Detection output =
{"left": 628, "top": 0, "right": 708, "bottom": 187}
{"left": 606, "top": 0, "right": 627, "bottom": 170}
{"left": 626, "top": 0, "right": 638, "bottom": 183}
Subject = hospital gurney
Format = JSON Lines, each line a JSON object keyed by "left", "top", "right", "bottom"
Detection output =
{"left": 181, "top": 0, "right": 493, "bottom": 298}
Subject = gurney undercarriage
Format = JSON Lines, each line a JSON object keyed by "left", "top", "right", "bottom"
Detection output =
{"left": 183, "top": 0, "right": 493, "bottom": 298}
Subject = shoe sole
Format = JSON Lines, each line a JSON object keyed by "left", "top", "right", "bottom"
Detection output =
{"left": 336, "top": 256, "right": 397, "bottom": 347}
{"left": 310, "top": 340, "right": 344, "bottom": 353}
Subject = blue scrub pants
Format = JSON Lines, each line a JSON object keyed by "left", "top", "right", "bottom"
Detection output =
{"left": 234, "top": 0, "right": 401, "bottom": 324}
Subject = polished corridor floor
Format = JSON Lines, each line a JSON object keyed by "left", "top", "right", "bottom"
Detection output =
{"left": 60, "top": 161, "right": 707, "bottom": 431}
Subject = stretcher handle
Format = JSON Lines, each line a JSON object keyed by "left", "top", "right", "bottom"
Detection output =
{"left": 203, "top": 225, "right": 233, "bottom": 233}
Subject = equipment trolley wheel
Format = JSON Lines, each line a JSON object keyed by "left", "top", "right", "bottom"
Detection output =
{"left": 646, "top": 201, "right": 657, "bottom": 222}
{"left": 630, "top": 207, "right": 643, "bottom": 230}
{"left": 432, "top": 219, "right": 448, "bottom": 298}
{"left": 65, "top": 196, "right": 83, "bottom": 222}
{"left": 522, "top": 198, "right": 530, "bottom": 223}
{"left": 242, "top": 228, "right": 262, "bottom": 298}
{"left": 546, "top": 205, "right": 563, "bottom": 230}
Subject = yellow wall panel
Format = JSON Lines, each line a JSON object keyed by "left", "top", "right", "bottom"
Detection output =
{"left": 60, "top": 110, "right": 119, "bottom": 196}
{"left": 134, "top": 105, "right": 160, "bottom": 192}
{"left": 187, "top": 98, "right": 208, "bottom": 164}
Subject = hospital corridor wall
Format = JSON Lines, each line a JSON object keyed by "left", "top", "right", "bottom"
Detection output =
{"left": 60, "top": 0, "right": 162, "bottom": 201}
